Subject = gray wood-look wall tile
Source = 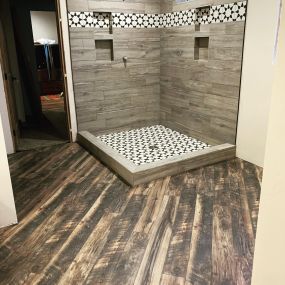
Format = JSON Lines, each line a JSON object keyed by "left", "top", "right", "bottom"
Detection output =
{"left": 161, "top": 0, "right": 243, "bottom": 13}
{"left": 67, "top": 0, "right": 245, "bottom": 144}
{"left": 69, "top": 13, "right": 161, "bottom": 134}
{"left": 160, "top": 21, "right": 245, "bottom": 145}
{"left": 68, "top": 0, "right": 161, "bottom": 13}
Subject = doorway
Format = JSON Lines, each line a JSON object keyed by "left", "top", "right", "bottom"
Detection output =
{"left": 0, "top": 0, "right": 71, "bottom": 152}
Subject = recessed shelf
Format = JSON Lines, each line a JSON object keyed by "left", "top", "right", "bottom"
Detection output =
{"left": 194, "top": 37, "right": 209, "bottom": 61}
{"left": 95, "top": 39, "right": 114, "bottom": 61}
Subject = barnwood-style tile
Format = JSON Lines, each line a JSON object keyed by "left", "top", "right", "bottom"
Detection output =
{"left": 70, "top": 26, "right": 161, "bottom": 134}
{"left": 68, "top": 0, "right": 245, "bottom": 143}
{"left": 0, "top": 143, "right": 261, "bottom": 285}
{"left": 160, "top": 20, "right": 245, "bottom": 145}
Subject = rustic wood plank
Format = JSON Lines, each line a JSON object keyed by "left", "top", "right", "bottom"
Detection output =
{"left": 0, "top": 145, "right": 91, "bottom": 244}
{"left": 133, "top": 195, "right": 176, "bottom": 285}
{"left": 0, "top": 143, "right": 262, "bottom": 285}
{"left": 228, "top": 159, "right": 254, "bottom": 285}
{"left": 185, "top": 168, "right": 214, "bottom": 285}
{"left": 0, "top": 167, "right": 115, "bottom": 284}
{"left": 83, "top": 192, "right": 146, "bottom": 284}
{"left": 239, "top": 160, "right": 262, "bottom": 236}
{"left": 31, "top": 178, "right": 130, "bottom": 285}
{"left": 162, "top": 173, "right": 197, "bottom": 279}
{"left": 105, "top": 179, "right": 172, "bottom": 285}
{"left": 211, "top": 162, "right": 236, "bottom": 285}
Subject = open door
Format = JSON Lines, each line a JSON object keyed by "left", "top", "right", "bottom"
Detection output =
{"left": 0, "top": 20, "right": 19, "bottom": 150}
{"left": 55, "top": 0, "right": 72, "bottom": 142}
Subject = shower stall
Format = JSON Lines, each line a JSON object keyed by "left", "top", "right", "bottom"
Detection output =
{"left": 67, "top": 0, "right": 247, "bottom": 185}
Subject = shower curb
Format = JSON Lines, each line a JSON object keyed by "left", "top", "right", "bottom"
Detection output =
{"left": 78, "top": 131, "right": 236, "bottom": 186}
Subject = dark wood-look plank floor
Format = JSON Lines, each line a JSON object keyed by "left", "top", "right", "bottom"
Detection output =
{"left": 0, "top": 143, "right": 262, "bottom": 285}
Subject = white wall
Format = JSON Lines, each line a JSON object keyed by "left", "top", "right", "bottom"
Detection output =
{"left": 236, "top": 0, "right": 281, "bottom": 167}
{"left": 251, "top": 2, "right": 285, "bottom": 283}
{"left": 0, "top": 61, "right": 14, "bottom": 154}
{"left": 31, "top": 11, "right": 58, "bottom": 43}
{"left": 0, "top": 114, "right": 17, "bottom": 228}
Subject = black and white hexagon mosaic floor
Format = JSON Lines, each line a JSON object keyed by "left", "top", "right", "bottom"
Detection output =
{"left": 97, "top": 125, "right": 210, "bottom": 166}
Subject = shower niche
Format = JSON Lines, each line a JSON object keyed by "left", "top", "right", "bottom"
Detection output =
{"left": 69, "top": 0, "right": 247, "bottom": 185}
{"left": 194, "top": 37, "right": 209, "bottom": 60}
{"left": 93, "top": 12, "right": 114, "bottom": 61}
{"left": 95, "top": 39, "right": 114, "bottom": 61}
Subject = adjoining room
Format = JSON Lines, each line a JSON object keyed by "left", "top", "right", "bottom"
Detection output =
{"left": 0, "top": 0, "right": 70, "bottom": 152}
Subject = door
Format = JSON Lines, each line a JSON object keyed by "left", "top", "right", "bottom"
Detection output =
{"left": 55, "top": 0, "right": 72, "bottom": 142}
{"left": 0, "top": 20, "right": 19, "bottom": 149}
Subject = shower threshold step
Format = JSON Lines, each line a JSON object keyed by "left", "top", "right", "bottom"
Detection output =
{"left": 78, "top": 128, "right": 236, "bottom": 186}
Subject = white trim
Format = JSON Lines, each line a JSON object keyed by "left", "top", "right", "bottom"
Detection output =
{"left": 0, "top": 61, "right": 14, "bottom": 154}
{"left": 0, "top": 114, "right": 17, "bottom": 228}
{"left": 59, "top": 0, "right": 77, "bottom": 142}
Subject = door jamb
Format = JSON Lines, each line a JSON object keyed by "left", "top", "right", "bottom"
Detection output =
{"left": 0, "top": 21, "right": 16, "bottom": 154}
{"left": 55, "top": 0, "right": 77, "bottom": 142}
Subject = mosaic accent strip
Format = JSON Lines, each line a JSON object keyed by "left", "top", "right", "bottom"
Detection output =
{"left": 200, "top": 2, "right": 247, "bottom": 24}
{"left": 97, "top": 125, "right": 210, "bottom": 166}
{"left": 160, "top": 10, "right": 197, "bottom": 28}
{"left": 94, "top": 12, "right": 111, "bottom": 28}
{"left": 68, "top": 12, "right": 94, "bottom": 27}
{"left": 68, "top": 1, "right": 247, "bottom": 28}
{"left": 112, "top": 13, "right": 161, "bottom": 28}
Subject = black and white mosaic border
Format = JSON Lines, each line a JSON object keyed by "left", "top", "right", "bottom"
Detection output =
{"left": 112, "top": 13, "right": 161, "bottom": 28}
{"left": 68, "top": 1, "right": 246, "bottom": 28}
{"left": 68, "top": 12, "right": 94, "bottom": 28}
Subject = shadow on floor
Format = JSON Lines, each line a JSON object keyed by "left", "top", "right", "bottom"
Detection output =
{"left": 18, "top": 95, "right": 69, "bottom": 151}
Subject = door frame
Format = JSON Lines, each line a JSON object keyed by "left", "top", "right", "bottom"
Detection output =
{"left": 0, "top": 0, "right": 78, "bottom": 153}
{"left": 0, "top": 20, "right": 18, "bottom": 154}
{"left": 56, "top": 0, "right": 77, "bottom": 143}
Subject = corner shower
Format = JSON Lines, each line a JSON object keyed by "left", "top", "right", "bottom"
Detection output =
{"left": 67, "top": 0, "right": 247, "bottom": 185}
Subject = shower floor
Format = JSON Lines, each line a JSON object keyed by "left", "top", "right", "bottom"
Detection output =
{"left": 78, "top": 124, "right": 236, "bottom": 186}
{"left": 97, "top": 125, "right": 210, "bottom": 166}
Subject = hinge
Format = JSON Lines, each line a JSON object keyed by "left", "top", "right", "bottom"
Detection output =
{"left": 4, "top": 73, "right": 8, "bottom": 80}
{"left": 13, "top": 129, "right": 16, "bottom": 137}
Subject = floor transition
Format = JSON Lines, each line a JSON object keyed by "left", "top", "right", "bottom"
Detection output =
{"left": 0, "top": 143, "right": 262, "bottom": 285}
